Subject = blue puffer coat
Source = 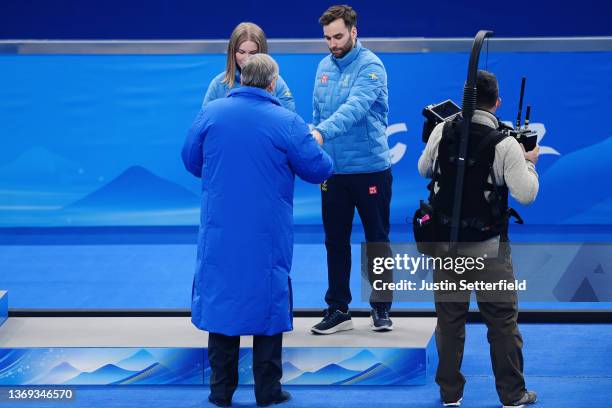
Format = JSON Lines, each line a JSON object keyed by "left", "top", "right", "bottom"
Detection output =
{"left": 203, "top": 70, "right": 296, "bottom": 112}
{"left": 182, "top": 86, "right": 333, "bottom": 336}
{"left": 313, "top": 40, "right": 390, "bottom": 174}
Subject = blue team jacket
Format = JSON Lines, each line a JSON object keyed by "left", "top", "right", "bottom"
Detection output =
{"left": 313, "top": 40, "right": 391, "bottom": 174}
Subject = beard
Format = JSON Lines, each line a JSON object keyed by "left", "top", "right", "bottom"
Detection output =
{"left": 329, "top": 37, "right": 355, "bottom": 59}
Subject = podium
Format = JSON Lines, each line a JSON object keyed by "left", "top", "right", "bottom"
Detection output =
{"left": 0, "top": 316, "right": 437, "bottom": 386}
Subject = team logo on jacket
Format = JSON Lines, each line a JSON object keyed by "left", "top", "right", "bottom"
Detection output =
{"left": 368, "top": 72, "right": 378, "bottom": 80}
{"left": 321, "top": 74, "right": 329, "bottom": 84}
{"left": 369, "top": 186, "right": 378, "bottom": 195}
{"left": 341, "top": 74, "right": 350, "bottom": 87}
{"left": 321, "top": 180, "right": 328, "bottom": 192}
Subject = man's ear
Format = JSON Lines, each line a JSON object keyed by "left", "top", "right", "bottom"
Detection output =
{"left": 352, "top": 26, "right": 357, "bottom": 41}
{"left": 267, "top": 77, "right": 278, "bottom": 93}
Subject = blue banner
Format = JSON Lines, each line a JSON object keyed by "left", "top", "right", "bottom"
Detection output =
{"left": 1, "top": 51, "right": 611, "bottom": 226}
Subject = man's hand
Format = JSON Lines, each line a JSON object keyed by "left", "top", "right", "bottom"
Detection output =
{"left": 523, "top": 144, "right": 540, "bottom": 165}
{"left": 311, "top": 129, "right": 324, "bottom": 146}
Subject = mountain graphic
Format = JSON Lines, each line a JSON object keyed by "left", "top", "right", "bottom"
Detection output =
{"left": 64, "top": 165, "right": 199, "bottom": 211}
{"left": 281, "top": 361, "right": 303, "bottom": 382}
{"left": 337, "top": 350, "right": 380, "bottom": 372}
{"left": 338, "top": 362, "right": 402, "bottom": 385}
{"left": 35, "top": 362, "right": 81, "bottom": 385}
{"left": 287, "top": 363, "right": 360, "bottom": 385}
{"left": 116, "top": 349, "right": 158, "bottom": 372}
{"left": 113, "top": 362, "right": 174, "bottom": 385}
{"left": 64, "top": 364, "right": 138, "bottom": 385}
{"left": 0, "top": 146, "right": 98, "bottom": 189}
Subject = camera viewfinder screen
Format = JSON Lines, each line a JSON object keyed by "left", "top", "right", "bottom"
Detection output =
{"left": 432, "top": 100, "right": 461, "bottom": 119}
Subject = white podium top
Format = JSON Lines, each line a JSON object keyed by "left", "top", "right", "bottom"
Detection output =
{"left": 0, "top": 317, "right": 436, "bottom": 348}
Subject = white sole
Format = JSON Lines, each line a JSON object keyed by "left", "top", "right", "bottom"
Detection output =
{"left": 370, "top": 317, "right": 394, "bottom": 331}
{"left": 310, "top": 319, "right": 354, "bottom": 335}
{"left": 443, "top": 397, "right": 462, "bottom": 406}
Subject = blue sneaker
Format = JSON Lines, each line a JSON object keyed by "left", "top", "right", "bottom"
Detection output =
{"left": 370, "top": 307, "right": 393, "bottom": 331}
{"left": 311, "top": 309, "right": 353, "bottom": 334}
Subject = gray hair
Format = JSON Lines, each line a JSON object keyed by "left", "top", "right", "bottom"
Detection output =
{"left": 240, "top": 54, "right": 279, "bottom": 89}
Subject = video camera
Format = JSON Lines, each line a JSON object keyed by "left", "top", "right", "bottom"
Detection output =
{"left": 498, "top": 77, "right": 538, "bottom": 151}
{"left": 421, "top": 77, "right": 538, "bottom": 151}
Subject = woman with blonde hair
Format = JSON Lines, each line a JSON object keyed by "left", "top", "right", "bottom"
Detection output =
{"left": 203, "top": 22, "right": 295, "bottom": 111}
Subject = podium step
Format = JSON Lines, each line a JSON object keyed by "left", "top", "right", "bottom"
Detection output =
{"left": 0, "top": 316, "right": 437, "bottom": 386}
{"left": 0, "top": 291, "right": 6, "bottom": 328}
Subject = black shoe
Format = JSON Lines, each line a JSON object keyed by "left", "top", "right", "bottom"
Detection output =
{"left": 208, "top": 394, "right": 232, "bottom": 407}
{"left": 257, "top": 390, "right": 291, "bottom": 407}
{"left": 370, "top": 307, "right": 393, "bottom": 331}
{"left": 502, "top": 391, "right": 537, "bottom": 407}
{"left": 311, "top": 309, "right": 353, "bottom": 334}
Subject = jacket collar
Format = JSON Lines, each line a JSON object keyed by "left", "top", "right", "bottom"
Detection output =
{"left": 473, "top": 109, "right": 499, "bottom": 128}
{"left": 228, "top": 86, "right": 281, "bottom": 106}
{"left": 332, "top": 40, "right": 362, "bottom": 69}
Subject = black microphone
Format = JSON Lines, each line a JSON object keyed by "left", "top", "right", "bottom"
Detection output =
{"left": 515, "top": 77, "right": 526, "bottom": 129}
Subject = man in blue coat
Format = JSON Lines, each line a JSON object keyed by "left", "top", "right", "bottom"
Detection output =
{"left": 182, "top": 54, "right": 333, "bottom": 407}
{"left": 310, "top": 5, "right": 394, "bottom": 335}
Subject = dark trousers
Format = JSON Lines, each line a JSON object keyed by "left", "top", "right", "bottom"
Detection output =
{"left": 433, "top": 249, "right": 526, "bottom": 405}
{"left": 322, "top": 168, "right": 393, "bottom": 312}
{"left": 208, "top": 332, "right": 282, "bottom": 404}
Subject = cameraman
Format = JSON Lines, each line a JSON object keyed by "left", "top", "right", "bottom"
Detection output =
{"left": 418, "top": 70, "right": 538, "bottom": 407}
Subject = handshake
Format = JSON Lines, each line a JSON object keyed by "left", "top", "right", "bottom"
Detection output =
{"left": 311, "top": 129, "right": 324, "bottom": 146}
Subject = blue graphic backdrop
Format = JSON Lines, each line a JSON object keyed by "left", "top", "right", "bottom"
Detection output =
{"left": 1, "top": 51, "right": 611, "bottom": 226}
{"left": 0, "top": 346, "right": 431, "bottom": 386}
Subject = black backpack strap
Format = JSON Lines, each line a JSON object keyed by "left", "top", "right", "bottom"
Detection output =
{"left": 469, "top": 128, "right": 508, "bottom": 165}
{"left": 427, "top": 158, "right": 440, "bottom": 202}
{"left": 428, "top": 120, "right": 455, "bottom": 201}
{"left": 507, "top": 208, "right": 524, "bottom": 224}
{"left": 482, "top": 129, "right": 525, "bottom": 226}
{"left": 464, "top": 128, "right": 508, "bottom": 224}
{"left": 441, "top": 117, "right": 461, "bottom": 164}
